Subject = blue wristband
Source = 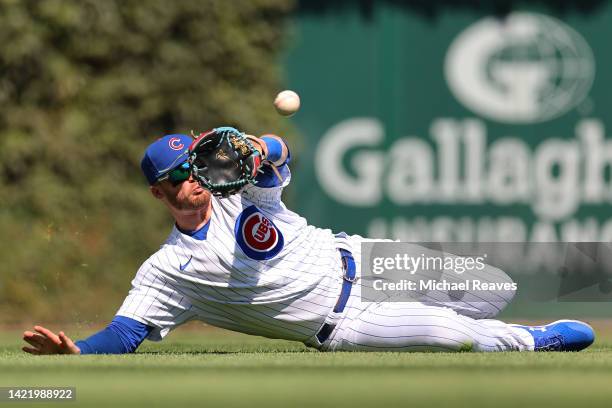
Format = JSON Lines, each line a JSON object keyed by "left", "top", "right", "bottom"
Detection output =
{"left": 261, "top": 136, "right": 284, "bottom": 164}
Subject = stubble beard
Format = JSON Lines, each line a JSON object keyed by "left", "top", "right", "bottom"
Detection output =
{"left": 166, "top": 189, "right": 210, "bottom": 210}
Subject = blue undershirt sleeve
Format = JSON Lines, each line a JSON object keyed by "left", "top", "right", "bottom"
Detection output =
{"left": 75, "top": 316, "right": 153, "bottom": 355}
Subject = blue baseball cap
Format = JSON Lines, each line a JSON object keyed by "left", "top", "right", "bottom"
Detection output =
{"left": 141, "top": 134, "right": 193, "bottom": 185}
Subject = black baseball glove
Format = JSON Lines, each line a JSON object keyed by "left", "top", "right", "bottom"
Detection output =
{"left": 188, "top": 126, "right": 263, "bottom": 197}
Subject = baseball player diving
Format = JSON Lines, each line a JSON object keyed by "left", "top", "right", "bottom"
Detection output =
{"left": 22, "top": 127, "right": 595, "bottom": 355}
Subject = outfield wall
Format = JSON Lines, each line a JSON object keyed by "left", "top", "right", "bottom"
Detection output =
{"left": 284, "top": 2, "right": 612, "bottom": 316}
{"left": 286, "top": 2, "right": 612, "bottom": 243}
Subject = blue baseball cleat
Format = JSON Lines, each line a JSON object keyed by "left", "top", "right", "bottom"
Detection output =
{"left": 511, "top": 320, "right": 595, "bottom": 351}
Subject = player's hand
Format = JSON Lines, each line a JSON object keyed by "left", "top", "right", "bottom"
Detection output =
{"left": 22, "top": 326, "right": 81, "bottom": 355}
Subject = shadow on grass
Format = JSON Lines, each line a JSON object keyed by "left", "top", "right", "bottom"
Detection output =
{"left": 137, "top": 349, "right": 317, "bottom": 355}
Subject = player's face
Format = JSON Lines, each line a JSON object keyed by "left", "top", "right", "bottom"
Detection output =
{"left": 153, "top": 174, "right": 211, "bottom": 211}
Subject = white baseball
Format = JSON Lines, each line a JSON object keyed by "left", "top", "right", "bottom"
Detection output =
{"left": 274, "top": 90, "right": 300, "bottom": 116}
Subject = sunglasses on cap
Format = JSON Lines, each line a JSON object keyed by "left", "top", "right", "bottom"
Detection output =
{"left": 157, "top": 162, "right": 191, "bottom": 186}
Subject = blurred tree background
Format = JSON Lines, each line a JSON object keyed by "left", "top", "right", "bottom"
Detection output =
{"left": 0, "top": 0, "right": 296, "bottom": 323}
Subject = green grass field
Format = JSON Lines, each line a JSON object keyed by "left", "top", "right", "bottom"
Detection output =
{"left": 2, "top": 321, "right": 612, "bottom": 408}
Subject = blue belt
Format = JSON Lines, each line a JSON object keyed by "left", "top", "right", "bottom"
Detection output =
{"left": 315, "top": 248, "right": 357, "bottom": 344}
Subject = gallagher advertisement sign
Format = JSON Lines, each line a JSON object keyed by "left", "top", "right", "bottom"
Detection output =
{"left": 287, "top": 6, "right": 612, "bottom": 243}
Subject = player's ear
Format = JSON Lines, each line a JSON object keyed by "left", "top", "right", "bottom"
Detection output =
{"left": 150, "top": 185, "right": 165, "bottom": 200}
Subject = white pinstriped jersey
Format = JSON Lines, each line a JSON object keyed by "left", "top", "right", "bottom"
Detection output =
{"left": 117, "top": 170, "right": 348, "bottom": 342}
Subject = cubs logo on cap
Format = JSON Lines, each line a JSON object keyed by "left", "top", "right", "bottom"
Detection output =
{"left": 168, "top": 137, "right": 185, "bottom": 151}
{"left": 235, "top": 205, "right": 284, "bottom": 260}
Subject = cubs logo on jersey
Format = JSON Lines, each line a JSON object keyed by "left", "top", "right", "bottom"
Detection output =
{"left": 234, "top": 205, "right": 284, "bottom": 260}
